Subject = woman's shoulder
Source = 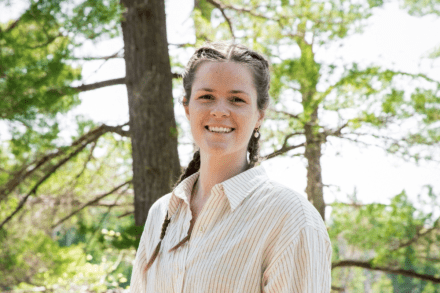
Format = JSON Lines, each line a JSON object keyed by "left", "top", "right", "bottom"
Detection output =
{"left": 151, "top": 192, "right": 172, "bottom": 212}
{"left": 144, "top": 192, "right": 173, "bottom": 225}
{"left": 260, "top": 179, "right": 328, "bottom": 236}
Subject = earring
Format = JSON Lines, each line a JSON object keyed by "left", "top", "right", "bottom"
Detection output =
{"left": 254, "top": 127, "right": 260, "bottom": 138}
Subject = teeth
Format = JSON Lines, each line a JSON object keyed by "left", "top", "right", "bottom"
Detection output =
{"left": 208, "top": 126, "right": 233, "bottom": 133}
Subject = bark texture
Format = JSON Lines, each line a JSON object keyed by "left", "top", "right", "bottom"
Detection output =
{"left": 303, "top": 107, "right": 325, "bottom": 220}
{"left": 121, "top": 0, "right": 181, "bottom": 227}
{"left": 298, "top": 36, "right": 326, "bottom": 221}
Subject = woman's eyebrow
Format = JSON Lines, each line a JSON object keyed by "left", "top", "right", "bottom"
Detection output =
{"left": 196, "top": 88, "right": 249, "bottom": 96}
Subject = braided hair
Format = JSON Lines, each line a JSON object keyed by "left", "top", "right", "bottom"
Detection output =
{"left": 143, "top": 42, "right": 271, "bottom": 273}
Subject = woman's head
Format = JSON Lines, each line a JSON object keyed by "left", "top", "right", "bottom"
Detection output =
{"left": 182, "top": 42, "right": 271, "bottom": 114}
{"left": 172, "top": 42, "right": 271, "bottom": 189}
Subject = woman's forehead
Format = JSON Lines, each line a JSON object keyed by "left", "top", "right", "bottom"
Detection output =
{"left": 192, "top": 61, "right": 256, "bottom": 93}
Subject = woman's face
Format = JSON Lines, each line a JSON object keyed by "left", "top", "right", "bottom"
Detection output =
{"left": 183, "top": 61, "right": 264, "bottom": 158}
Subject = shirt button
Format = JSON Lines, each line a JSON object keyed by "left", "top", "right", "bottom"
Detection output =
{"left": 199, "top": 226, "right": 205, "bottom": 233}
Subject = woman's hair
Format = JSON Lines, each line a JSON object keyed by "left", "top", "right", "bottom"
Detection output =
{"left": 143, "top": 42, "right": 271, "bottom": 273}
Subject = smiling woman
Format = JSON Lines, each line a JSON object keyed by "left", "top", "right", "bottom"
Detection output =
{"left": 184, "top": 61, "right": 262, "bottom": 165}
{"left": 129, "top": 42, "right": 332, "bottom": 293}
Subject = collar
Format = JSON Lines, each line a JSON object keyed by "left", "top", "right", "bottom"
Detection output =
{"left": 168, "top": 164, "right": 269, "bottom": 218}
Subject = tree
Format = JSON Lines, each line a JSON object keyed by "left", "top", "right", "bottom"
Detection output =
{"left": 120, "top": 0, "right": 181, "bottom": 227}
{"left": 0, "top": 0, "right": 138, "bottom": 290}
{"left": 330, "top": 186, "right": 440, "bottom": 290}
{"left": 0, "top": 0, "right": 127, "bottom": 227}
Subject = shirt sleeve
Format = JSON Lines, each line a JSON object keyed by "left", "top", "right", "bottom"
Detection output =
{"left": 262, "top": 225, "right": 332, "bottom": 293}
{"left": 129, "top": 221, "right": 149, "bottom": 293}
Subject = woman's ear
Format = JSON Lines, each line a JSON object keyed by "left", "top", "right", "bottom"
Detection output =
{"left": 256, "top": 110, "right": 265, "bottom": 128}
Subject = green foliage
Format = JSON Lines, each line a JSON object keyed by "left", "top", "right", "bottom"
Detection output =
{"left": 192, "top": 4, "right": 216, "bottom": 43}
{"left": 0, "top": 229, "right": 108, "bottom": 291}
{"left": 1, "top": 12, "right": 81, "bottom": 122}
{"left": 200, "top": 0, "right": 438, "bottom": 163}
{"left": 0, "top": 131, "right": 135, "bottom": 291}
{"left": 330, "top": 186, "right": 440, "bottom": 290}
{"left": 67, "top": 0, "right": 123, "bottom": 41}
{"left": 400, "top": 0, "right": 440, "bottom": 16}
{"left": 0, "top": 0, "right": 123, "bottom": 128}
{"left": 427, "top": 45, "right": 440, "bottom": 59}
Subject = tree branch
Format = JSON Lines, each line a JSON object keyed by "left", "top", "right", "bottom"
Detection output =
{"left": 74, "top": 141, "right": 97, "bottom": 179}
{"left": 390, "top": 217, "right": 440, "bottom": 252}
{"left": 6, "top": 16, "right": 23, "bottom": 32}
{"left": 172, "top": 72, "right": 182, "bottom": 79}
{"left": 282, "top": 132, "right": 305, "bottom": 150}
{"left": 0, "top": 152, "right": 59, "bottom": 203}
{"left": 205, "top": 0, "right": 236, "bottom": 40}
{"left": 72, "top": 73, "right": 181, "bottom": 93}
{"left": 0, "top": 123, "right": 129, "bottom": 204}
{"left": 101, "top": 124, "right": 131, "bottom": 137}
{"left": 323, "top": 122, "right": 349, "bottom": 138}
{"left": 326, "top": 201, "right": 388, "bottom": 208}
{"left": 263, "top": 142, "right": 305, "bottom": 160}
{"left": 73, "top": 77, "right": 126, "bottom": 92}
{"left": 168, "top": 43, "right": 196, "bottom": 48}
{"left": 268, "top": 107, "right": 301, "bottom": 120}
{"left": 0, "top": 130, "right": 104, "bottom": 230}
{"left": 51, "top": 179, "right": 132, "bottom": 228}
{"left": 209, "top": 1, "right": 274, "bottom": 21}
{"left": 91, "top": 202, "right": 132, "bottom": 207}
{"left": 70, "top": 55, "right": 124, "bottom": 61}
{"left": 332, "top": 259, "right": 440, "bottom": 283}
{"left": 334, "top": 135, "right": 386, "bottom": 149}
{"left": 69, "top": 48, "right": 124, "bottom": 61}
{"left": 117, "top": 210, "right": 134, "bottom": 219}
{"left": 331, "top": 286, "right": 345, "bottom": 292}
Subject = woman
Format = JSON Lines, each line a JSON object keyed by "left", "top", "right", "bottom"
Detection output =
{"left": 129, "top": 42, "right": 332, "bottom": 292}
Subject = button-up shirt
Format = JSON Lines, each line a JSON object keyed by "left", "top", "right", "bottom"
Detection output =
{"left": 129, "top": 165, "right": 332, "bottom": 292}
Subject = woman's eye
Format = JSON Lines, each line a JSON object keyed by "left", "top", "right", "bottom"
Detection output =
{"left": 198, "top": 95, "right": 244, "bottom": 103}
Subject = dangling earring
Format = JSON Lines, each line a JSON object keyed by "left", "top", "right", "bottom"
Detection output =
{"left": 254, "top": 127, "right": 260, "bottom": 138}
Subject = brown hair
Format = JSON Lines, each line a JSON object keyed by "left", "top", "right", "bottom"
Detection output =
{"left": 143, "top": 42, "right": 271, "bottom": 273}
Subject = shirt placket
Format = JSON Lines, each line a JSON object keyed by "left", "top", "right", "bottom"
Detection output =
{"left": 171, "top": 203, "right": 191, "bottom": 293}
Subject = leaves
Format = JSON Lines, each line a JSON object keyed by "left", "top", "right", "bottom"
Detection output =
{"left": 330, "top": 187, "right": 440, "bottom": 276}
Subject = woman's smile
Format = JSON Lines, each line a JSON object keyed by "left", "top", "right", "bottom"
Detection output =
{"left": 205, "top": 126, "right": 235, "bottom": 135}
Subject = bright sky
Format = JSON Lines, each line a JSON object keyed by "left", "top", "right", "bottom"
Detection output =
{"left": 1, "top": 0, "right": 440, "bottom": 220}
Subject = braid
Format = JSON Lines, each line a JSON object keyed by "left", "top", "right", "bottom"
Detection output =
{"left": 248, "top": 127, "right": 264, "bottom": 168}
{"left": 172, "top": 149, "right": 201, "bottom": 190}
{"left": 143, "top": 212, "right": 171, "bottom": 273}
{"left": 143, "top": 150, "right": 201, "bottom": 273}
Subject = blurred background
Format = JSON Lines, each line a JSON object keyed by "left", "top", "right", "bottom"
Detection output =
{"left": 1, "top": 0, "right": 440, "bottom": 292}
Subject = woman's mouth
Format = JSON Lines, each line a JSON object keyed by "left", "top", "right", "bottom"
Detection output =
{"left": 205, "top": 126, "right": 235, "bottom": 134}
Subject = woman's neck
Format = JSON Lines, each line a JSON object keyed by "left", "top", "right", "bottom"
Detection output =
{"left": 194, "top": 151, "right": 250, "bottom": 203}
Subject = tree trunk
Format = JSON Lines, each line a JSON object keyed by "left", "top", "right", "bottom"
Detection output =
{"left": 304, "top": 107, "right": 326, "bottom": 220}
{"left": 121, "top": 0, "right": 181, "bottom": 227}
{"left": 297, "top": 34, "right": 326, "bottom": 221}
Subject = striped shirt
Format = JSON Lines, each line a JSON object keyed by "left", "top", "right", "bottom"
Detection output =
{"left": 129, "top": 165, "right": 332, "bottom": 292}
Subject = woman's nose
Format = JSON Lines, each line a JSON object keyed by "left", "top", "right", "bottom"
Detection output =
{"left": 210, "top": 100, "right": 230, "bottom": 117}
